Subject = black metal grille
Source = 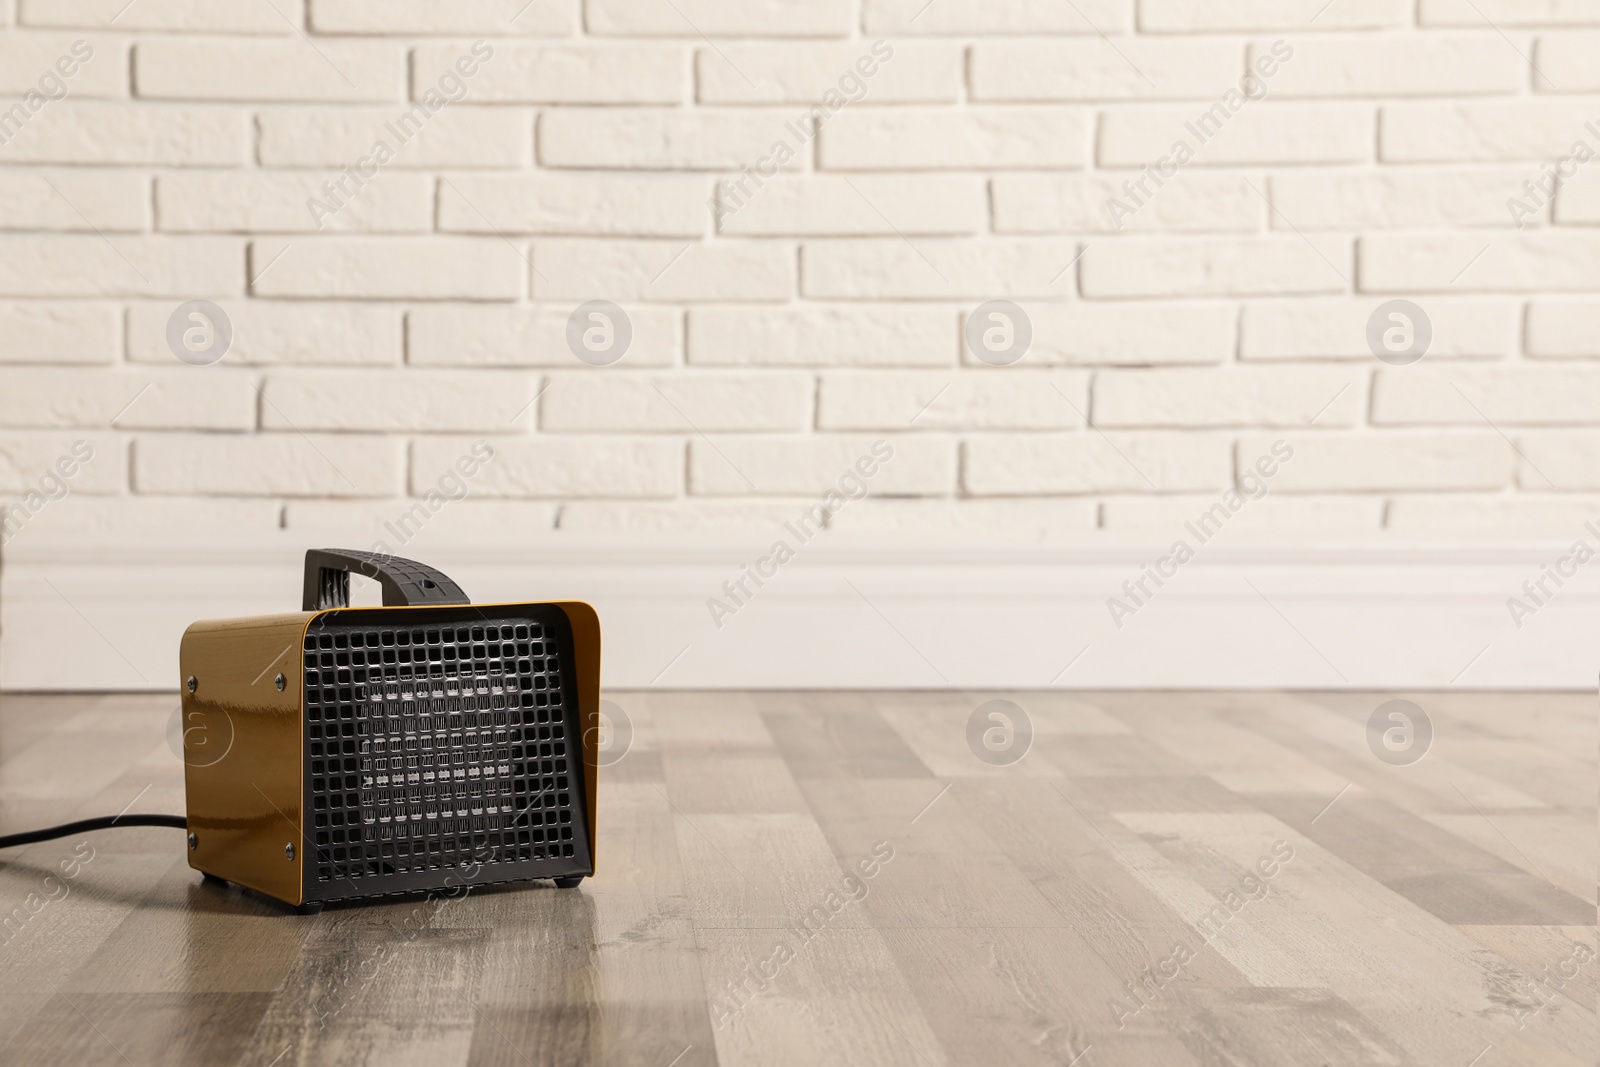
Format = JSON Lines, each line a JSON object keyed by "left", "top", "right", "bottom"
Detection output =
{"left": 303, "top": 612, "right": 581, "bottom": 895}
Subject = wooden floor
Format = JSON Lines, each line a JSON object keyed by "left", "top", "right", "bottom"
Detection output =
{"left": 0, "top": 691, "right": 1593, "bottom": 1066}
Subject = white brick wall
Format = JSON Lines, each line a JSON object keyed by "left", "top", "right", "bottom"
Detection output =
{"left": 250, "top": 238, "right": 522, "bottom": 300}
{"left": 307, "top": 1, "right": 579, "bottom": 37}
{"left": 0, "top": 34, "right": 124, "bottom": 96}
{"left": 863, "top": 0, "right": 1127, "bottom": 35}
{"left": 1100, "top": 103, "right": 1372, "bottom": 166}
{"left": 0, "top": 170, "right": 148, "bottom": 231}
{"left": 133, "top": 38, "right": 405, "bottom": 101}
{"left": 0, "top": 236, "right": 239, "bottom": 296}
{"left": 257, "top": 107, "right": 528, "bottom": 168}
{"left": 969, "top": 39, "right": 1242, "bottom": 101}
{"left": 437, "top": 175, "right": 708, "bottom": 237}
{"left": 158, "top": 172, "right": 433, "bottom": 233}
{"left": 821, "top": 108, "right": 1090, "bottom": 169}
{"left": 419, "top": 43, "right": 686, "bottom": 104}
{"left": 817, "top": 370, "right": 1088, "bottom": 430}
{"left": 1137, "top": 0, "right": 1408, "bottom": 33}
{"left": 697, "top": 42, "right": 959, "bottom": 103}
{"left": 0, "top": 303, "right": 119, "bottom": 363}
{"left": 541, "top": 371, "right": 813, "bottom": 432}
{"left": 0, "top": 3, "right": 1596, "bottom": 553}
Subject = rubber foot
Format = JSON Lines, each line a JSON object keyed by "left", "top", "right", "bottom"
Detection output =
{"left": 295, "top": 902, "right": 325, "bottom": 915}
{"left": 553, "top": 875, "right": 584, "bottom": 889}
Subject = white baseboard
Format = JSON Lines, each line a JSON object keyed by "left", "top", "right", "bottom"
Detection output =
{"left": 3, "top": 539, "right": 1597, "bottom": 691}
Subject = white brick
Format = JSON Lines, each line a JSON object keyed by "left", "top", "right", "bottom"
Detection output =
{"left": 11, "top": 498, "right": 283, "bottom": 548}
{"left": 409, "top": 305, "right": 679, "bottom": 367}
{"left": 129, "top": 302, "right": 401, "bottom": 366}
{"left": 558, "top": 499, "right": 806, "bottom": 533}
{"left": 134, "top": 433, "right": 402, "bottom": 496}
{"left": 821, "top": 108, "right": 1088, "bottom": 169}
{"left": 1095, "top": 366, "right": 1362, "bottom": 428}
{"left": 533, "top": 239, "right": 792, "bottom": 303}
{"left": 258, "top": 106, "right": 528, "bottom": 168}
{"left": 1536, "top": 32, "right": 1600, "bottom": 92}
{"left": 310, "top": 0, "right": 578, "bottom": 35}
{"left": 415, "top": 43, "right": 683, "bottom": 104}
{"left": 1360, "top": 232, "right": 1600, "bottom": 292}
{"left": 0, "top": 433, "right": 122, "bottom": 495}
{"left": 1022, "top": 303, "right": 1234, "bottom": 366}
{"left": 412, "top": 439, "right": 547, "bottom": 495}
{"left": 963, "top": 433, "right": 1231, "bottom": 494}
{"left": 688, "top": 306, "right": 957, "bottom": 367}
{"left": 1386, "top": 495, "right": 1600, "bottom": 538}
{"left": 541, "top": 372, "right": 811, "bottom": 432}
{"left": 250, "top": 238, "right": 523, "bottom": 300}
{"left": 1259, "top": 36, "right": 1524, "bottom": 98}
{"left": 134, "top": 39, "right": 404, "bottom": 103}
{"left": 698, "top": 42, "right": 958, "bottom": 104}
{"left": 539, "top": 108, "right": 805, "bottom": 170}
{"left": 1515, "top": 432, "right": 1600, "bottom": 489}
{"left": 587, "top": 0, "right": 852, "bottom": 36}
{"left": 1082, "top": 237, "right": 1350, "bottom": 298}
{"left": 438, "top": 174, "right": 708, "bottom": 237}
{"left": 1527, "top": 300, "right": 1600, "bottom": 357}
{"left": 0, "top": 104, "right": 248, "bottom": 164}
{"left": 288, "top": 500, "right": 560, "bottom": 543}
{"left": 1238, "top": 432, "right": 1512, "bottom": 491}
{"left": 1138, "top": 0, "right": 1407, "bottom": 31}
{"left": 971, "top": 39, "right": 1243, "bottom": 101}
{"left": 1420, "top": 0, "right": 1600, "bottom": 26}
{"left": 690, "top": 435, "right": 952, "bottom": 495}
{"left": 1102, "top": 494, "right": 1383, "bottom": 535}
{"left": 0, "top": 170, "right": 146, "bottom": 231}
{"left": 262, "top": 370, "right": 535, "bottom": 431}
{"left": 827, "top": 498, "right": 1099, "bottom": 538}
{"left": 1101, "top": 103, "right": 1372, "bottom": 166}
{"left": 157, "top": 172, "right": 431, "bottom": 233}
{"left": 0, "top": 35, "right": 124, "bottom": 98}
{"left": 1241, "top": 298, "right": 1517, "bottom": 360}
{"left": 0, "top": 236, "right": 240, "bottom": 297}
{"left": 804, "top": 239, "right": 1080, "bottom": 300}
{"left": 418, "top": 436, "right": 681, "bottom": 497}
{"left": 819, "top": 370, "right": 1089, "bottom": 430}
{"left": 1373, "top": 366, "right": 1600, "bottom": 426}
{"left": 1270, "top": 170, "right": 1531, "bottom": 229}
{"left": 0, "top": 368, "right": 254, "bottom": 430}
{"left": 0, "top": 303, "right": 118, "bottom": 364}
{"left": 1380, "top": 102, "right": 1599, "bottom": 162}
{"left": 1555, "top": 167, "right": 1600, "bottom": 223}
{"left": 20, "top": 0, "right": 298, "bottom": 32}
{"left": 863, "top": 0, "right": 1129, "bottom": 34}
{"left": 719, "top": 175, "right": 985, "bottom": 236}
{"left": 993, "top": 172, "right": 1261, "bottom": 233}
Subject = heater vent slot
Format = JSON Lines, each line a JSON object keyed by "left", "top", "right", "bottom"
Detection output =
{"left": 304, "top": 615, "right": 580, "bottom": 892}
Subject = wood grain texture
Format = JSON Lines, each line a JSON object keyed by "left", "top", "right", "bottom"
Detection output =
{"left": 0, "top": 690, "right": 1593, "bottom": 1065}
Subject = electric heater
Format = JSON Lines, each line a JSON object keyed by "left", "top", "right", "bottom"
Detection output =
{"left": 178, "top": 549, "right": 599, "bottom": 912}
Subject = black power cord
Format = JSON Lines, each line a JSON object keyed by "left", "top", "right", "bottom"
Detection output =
{"left": 0, "top": 814, "right": 187, "bottom": 850}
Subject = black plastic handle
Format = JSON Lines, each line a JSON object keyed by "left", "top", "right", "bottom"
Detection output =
{"left": 302, "top": 548, "right": 470, "bottom": 611}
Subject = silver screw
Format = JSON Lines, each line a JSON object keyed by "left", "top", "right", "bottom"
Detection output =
{"left": 186, "top": 676, "right": 197, "bottom": 693}
{"left": 187, "top": 832, "right": 197, "bottom": 851}
{"left": 285, "top": 842, "right": 295, "bottom": 861}
{"left": 274, "top": 673, "right": 286, "bottom": 692}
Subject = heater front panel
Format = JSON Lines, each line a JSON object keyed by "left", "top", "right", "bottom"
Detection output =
{"left": 302, "top": 605, "right": 591, "bottom": 903}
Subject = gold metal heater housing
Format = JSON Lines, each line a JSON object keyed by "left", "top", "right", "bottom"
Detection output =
{"left": 179, "top": 549, "right": 599, "bottom": 911}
